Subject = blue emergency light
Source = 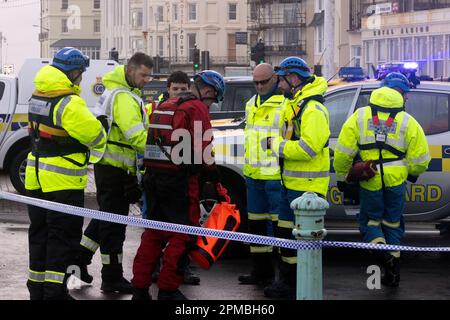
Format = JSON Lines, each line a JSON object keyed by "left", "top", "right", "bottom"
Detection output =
{"left": 376, "top": 62, "right": 421, "bottom": 88}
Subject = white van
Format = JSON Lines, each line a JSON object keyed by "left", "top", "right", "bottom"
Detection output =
{"left": 0, "top": 58, "right": 118, "bottom": 193}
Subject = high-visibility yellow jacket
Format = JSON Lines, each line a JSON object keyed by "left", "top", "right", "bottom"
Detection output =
{"left": 270, "top": 76, "right": 330, "bottom": 197}
{"left": 244, "top": 93, "right": 285, "bottom": 180}
{"left": 25, "top": 65, "right": 107, "bottom": 192}
{"left": 333, "top": 87, "right": 431, "bottom": 191}
{"left": 97, "top": 66, "right": 147, "bottom": 174}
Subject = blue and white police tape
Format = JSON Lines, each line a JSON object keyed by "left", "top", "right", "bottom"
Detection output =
{"left": 2, "top": 191, "right": 450, "bottom": 253}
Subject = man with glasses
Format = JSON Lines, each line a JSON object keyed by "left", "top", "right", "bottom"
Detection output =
{"left": 238, "top": 63, "right": 285, "bottom": 287}
{"left": 77, "top": 52, "right": 153, "bottom": 294}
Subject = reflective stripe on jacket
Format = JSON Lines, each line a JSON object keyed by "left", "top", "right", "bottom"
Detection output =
{"left": 95, "top": 66, "right": 147, "bottom": 174}
{"left": 25, "top": 65, "right": 106, "bottom": 192}
{"left": 333, "top": 87, "right": 431, "bottom": 191}
{"left": 270, "top": 76, "right": 330, "bottom": 196}
{"left": 244, "top": 93, "right": 285, "bottom": 180}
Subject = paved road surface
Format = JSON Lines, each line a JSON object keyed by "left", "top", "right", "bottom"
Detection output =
{"left": 1, "top": 171, "right": 450, "bottom": 300}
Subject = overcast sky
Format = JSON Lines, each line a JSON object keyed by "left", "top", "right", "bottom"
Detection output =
{"left": 0, "top": 0, "right": 40, "bottom": 74}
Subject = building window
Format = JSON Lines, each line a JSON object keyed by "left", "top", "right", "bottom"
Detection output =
{"left": 416, "top": 36, "right": 428, "bottom": 60}
{"left": 283, "top": 8, "right": 299, "bottom": 46}
{"left": 315, "top": 25, "right": 324, "bottom": 54}
{"left": 132, "top": 10, "right": 143, "bottom": 28}
{"left": 431, "top": 35, "right": 444, "bottom": 60}
{"left": 187, "top": 33, "right": 197, "bottom": 61}
{"left": 376, "top": 39, "right": 387, "bottom": 63}
{"left": 61, "top": 19, "right": 68, "bottom": 33}
{"left": 228, "top": 33, "right": 237, "bottom": 62}
{"left": 365, "top": 41, "right": 373, "bottom": 63}
{"left": 188, "top": 3, "right": 197, "bottom": 21}
{"left": 388, "top": 39, "right": 399, "bottom": 61}
{"left": 94, "top": 0, "right": 100, "bottom": 9}
{"left": 250, "top": 3, "right": 257, "bottom": 20}
{"left": 132, "top": 39, "right": 144, "bottom": 51}
{"left": 228, "top": 3, "right": 237, "bottom": 21}
{"left": 61, "top": 0, "right": 68, "bottom": 10}
{"left": 157, "top": 6, "right": 164, "bottom": 22}
{"left": 94, "top": 19, "right": 100, "bottom": 33}
{"left": 157, "top": 36, "right": 164, "bottom": 56}
{"left": 401, "top": 38, "right": 413, "bottom": 61}
{"left": 173, "top": 4, "right": 178, "bottom": 21}
{"left": 352, "top": 46, "right": 362, "bottom": 67}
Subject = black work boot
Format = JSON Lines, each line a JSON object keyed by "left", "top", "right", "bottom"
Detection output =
{"left": 264, "top": 261, "right": 296, "bottom": 299}
{"left": 263, "top": 280, "right": 295, "bottom": 300}
{"left": 183, "top": 266, "right": 200, "bottom": 285}
{"left": 238, "top": 253, "right": 274, "bottom": 285}
{"left": 158, "top": 289, "right": 188, "bottom": 300}
{"left": 381, "top": 255, "right": 400, "bottom": 287}
{"left": 101, "top": 277, "right": 133, "bottom": 294}
{"left": 78, "top": 264, "right": 93, "bottom": 284}
{"left": 131, "top": 287, "right": 152, "bottom": 300}
{"left": 27, "top": 281, "right": 44, "bottom": 300}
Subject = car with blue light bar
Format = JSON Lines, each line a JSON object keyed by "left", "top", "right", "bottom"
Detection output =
{"left": 212, "top": 62, "right": 450, "bottom": 239}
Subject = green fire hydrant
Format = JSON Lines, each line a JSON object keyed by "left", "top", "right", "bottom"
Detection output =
{"left": 291, "top": 192, "right": 329, "bottom": 300}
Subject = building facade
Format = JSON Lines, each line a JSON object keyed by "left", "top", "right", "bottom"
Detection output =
{"left": 101, "top": 0, "right": 249, "bottom": 74}
{"left": 39, "top": 0, "right": 101, "bottom": 59}
{"left": 347, "top": 0, "right": 450, "bottom": 78}
{"left": 248, "top": 0, "right": 309, "bottom": 66}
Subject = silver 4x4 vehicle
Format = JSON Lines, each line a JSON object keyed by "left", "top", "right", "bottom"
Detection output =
{"left": 212, "top": 78, "right": 450, "bottom": 238}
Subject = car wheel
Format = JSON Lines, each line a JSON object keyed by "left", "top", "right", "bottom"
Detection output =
{"left": 9, "top": 148, "right": 29, "bottom": 195}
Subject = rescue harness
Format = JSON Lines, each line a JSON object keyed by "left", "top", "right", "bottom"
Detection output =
{"left": 28, "top": 95, "right": 89, "bottom": 185}
{"left": 357, "top": 103, "right": 406, "bottom": 190}
{"left": 144, "top": 94, "right": 199, "bottom": 172}
{"left": 278, "top": 95, "right": 329, "bottom": 187}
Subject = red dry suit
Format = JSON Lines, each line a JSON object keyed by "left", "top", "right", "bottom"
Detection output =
{"left": 132, "top": 93, "right": 217, "bottom": 291}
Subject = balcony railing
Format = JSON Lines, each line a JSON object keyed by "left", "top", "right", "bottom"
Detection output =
{"left": 264, "top": 41, "right": 307, "bottom": 56}
{"left": 161, "top": 56, "right": 249, "bottom": 66}
{"left": 248, "top": 14, "right": 306, "bottom": 31}
{"left": 210, "top": 56, "right": 250, "bottom": 65}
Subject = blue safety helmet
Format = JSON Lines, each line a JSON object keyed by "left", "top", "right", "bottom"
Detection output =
{"left": 381, "top": 72, "right": 411, "bottom": 93}
{"left": 275, "top": 57, "right": 311, "bottom": 78}
{"left": 194, "top": 70, "right": 226, "bottom": 101}
{"left": 52, "top": 47, "right": 90, "bottom": 73}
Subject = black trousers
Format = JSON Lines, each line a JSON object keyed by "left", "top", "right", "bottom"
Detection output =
{"left": 79, "top": 164, "right": 130, "bottom": 281}
{"left": 27, "top": 189, "right": 84, "bottom": 300}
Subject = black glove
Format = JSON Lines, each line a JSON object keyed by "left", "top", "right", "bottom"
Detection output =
{"left": 123, "top": 174, "right": 142, "bottom": 204}
{"left": 201, "top": 181, "right": 219, "bottom": 201}
{"left": 407, "top": 174, "right": 419, "bottom": 183}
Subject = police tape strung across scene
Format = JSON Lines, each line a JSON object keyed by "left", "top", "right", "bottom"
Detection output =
{"left": 2, "top": 191, "right": 450, "bottom": 253}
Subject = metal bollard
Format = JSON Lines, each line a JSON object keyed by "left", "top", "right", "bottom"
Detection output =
{"left": 291, "top": 192, "right": 329, "bottom": 300}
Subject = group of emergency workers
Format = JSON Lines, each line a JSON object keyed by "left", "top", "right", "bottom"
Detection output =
{"left": 240, "top": 58, "right": 430, "bottom": 299}
{"left": 25, "top": 47, "right": 227, "bottom": 300}
{"left": 24, "top": 45, "right": 431, "bottom": 301}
